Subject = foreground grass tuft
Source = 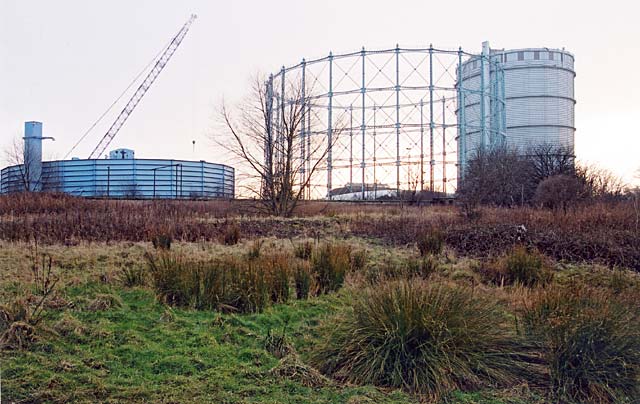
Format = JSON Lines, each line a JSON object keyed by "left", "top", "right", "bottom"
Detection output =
{"left": 311, "top": 280, "right": 538, "bottom": 399}
{"left": 521, "top": 284, "right": 640, "bottom": 403}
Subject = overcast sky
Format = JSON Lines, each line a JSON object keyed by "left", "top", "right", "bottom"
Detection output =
{"left": 1, "top": 0, "right": 638, "bottom": 184}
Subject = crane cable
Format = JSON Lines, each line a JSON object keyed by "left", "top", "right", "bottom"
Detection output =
{"left": 63, "top": 37, "right": 173, "bottom": 160}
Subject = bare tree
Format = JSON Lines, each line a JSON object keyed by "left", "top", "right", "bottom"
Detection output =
{"left": 526, "top": 143, "right": 575, "bottom": 184}
{"left": 218, "top": 75, "right": 340, "bottom": 216}
{"left": 575, "top": 163, "right": 626, "bottom": 201}
{"left": 457, "top": 146, "right": 536, "bottom": 207}
{"left": 3, "top": 136, "right": 39, "bottom": 192}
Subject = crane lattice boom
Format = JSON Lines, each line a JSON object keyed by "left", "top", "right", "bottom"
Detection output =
{"left": 89, "top": 14, "right": 197, "bottom": 159}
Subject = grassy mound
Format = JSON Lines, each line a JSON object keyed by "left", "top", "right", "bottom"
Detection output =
{"left": 521, "top": 285, "right": 640, "bottom": 403}
{"left": 311, "top": 280, "right": 537, "bottom": 399}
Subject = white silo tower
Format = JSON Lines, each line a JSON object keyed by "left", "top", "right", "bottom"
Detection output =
{"left": 457, "top": 41, "right": 576, "bottom": 179}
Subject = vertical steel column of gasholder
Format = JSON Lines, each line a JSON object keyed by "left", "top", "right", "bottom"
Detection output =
{"left": 349, "top": 105, "right": 353, "bottom": 193}
{"left": 107, "top": 166, "right": 110, "bottom": 198}
{"left": 457, "top": 48, "right": 466, "bottom": 181}
{"left": 420, "top": 99, "right": 424, "bottom": 191}
{"left": 500, "top": 64, "right": 507, "bottom": 145}
{"left": 373, "top": 105, "right": 377, "bottom": 199}
{"left": 300, "top": 59, "right": 306, "bottom": 193}
{"left": 360, "top": 47, "right": 366, "bottom": 200}
{"left": 429, "top": 44, "right": 435, "bottom": 193}
{"left": 280, "top": 67, "right": 286, "bottom": 170}
{"left": 307, "top": 102, "right": 311, "bottom": 199}
{"left": 327, "top": 52, "right": 334, "bottom": 199}
{"left": 442, "top": 97, "right": 447, "bottom": 194}
{"left": 480, "top": 52, "right": 486, "bottom": 150}
{"left": 395, "top": 45, "right": 401, "bottom": 196}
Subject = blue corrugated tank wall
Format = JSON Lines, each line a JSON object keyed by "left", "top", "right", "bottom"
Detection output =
{"left": 1, "top": 158, "right": 234, "bottom": 199}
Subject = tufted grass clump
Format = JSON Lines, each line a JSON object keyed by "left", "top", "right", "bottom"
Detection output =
{"left": 311, "top": 243, "right": 350, "bottom": 295}
{"left": 475, "top": 246, "right": 552, "bottom": 287}
{"left": 311, "top": 280, "right": 537, "bottom": 399}
{"left": 521, "top": 284, "right": 640, "bottom": 403}
{"left": 416, "top": 227, "right": 444, "bottom": 257}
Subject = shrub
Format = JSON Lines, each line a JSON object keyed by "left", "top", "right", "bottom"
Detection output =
{"left": 294, "top": 262, "right": 312, "bottom": 300}
{"left": 416, "top": 227, "right": 444, "bottom": 257}
{"left": 312, "top": 280, "right": 536, "bottom": 398}
{"left": 521, "top": 285, "right": 640, "bottom": 403}
{"left": 311, "top": 243, "right": 350, "bottom": 295}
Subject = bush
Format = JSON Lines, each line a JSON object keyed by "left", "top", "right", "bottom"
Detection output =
{"left": 311, "top": 244, "right": 350, "bottom": 295}
{"left": 521, "top": 285, "right": 640, "bottom": 403}
{"left": 416, "top": 227, "right": 444, "bottom": 256}
{"left": 312, "top": 280, "right": 536, "bottom": 398}
{"left": 534, "top": 174, "right": 582, "bottom": 211}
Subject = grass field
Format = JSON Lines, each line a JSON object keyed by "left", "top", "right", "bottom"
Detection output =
{"left": 1, "top": 195, "right": 639, "bottom": 403}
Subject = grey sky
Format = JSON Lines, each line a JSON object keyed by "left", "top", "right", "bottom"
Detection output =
{"left": 1, "top": 0, "right": 638, "bottom": 184}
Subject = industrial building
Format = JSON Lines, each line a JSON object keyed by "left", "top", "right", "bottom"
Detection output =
{"left": 1, "top": 15, "right": 235, "bottom": 200}
{"left": 456, "top": 42, "right": 576, "bottom": 178}
{"left": 0, "top": 122, "right": 234, "bottom": 199}
{"left": 267, "top": 41, "right": 575, "bottom": 199}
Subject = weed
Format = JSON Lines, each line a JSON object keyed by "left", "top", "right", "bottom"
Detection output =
{"left": 264, "top": 321, "right": 293, "bottom": 359}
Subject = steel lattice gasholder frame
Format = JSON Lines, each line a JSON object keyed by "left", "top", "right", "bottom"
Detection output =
{"left": 267, "top": 45, "right": 506, "bottom": 200}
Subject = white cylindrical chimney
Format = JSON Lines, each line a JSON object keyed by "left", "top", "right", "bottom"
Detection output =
{"left": 23, "top": 121, "right": 43, "bottom": 191}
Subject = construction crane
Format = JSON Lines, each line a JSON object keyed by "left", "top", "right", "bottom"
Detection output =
{"left": 88, "top": 14, "right": 197, "bottom": 159}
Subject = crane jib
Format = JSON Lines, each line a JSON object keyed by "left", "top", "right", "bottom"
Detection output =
{"left": 88, "top": 14, "right": 197, "bottom": 159}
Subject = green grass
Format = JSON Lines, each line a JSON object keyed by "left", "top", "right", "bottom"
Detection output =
{"left": 0, "top": 282, "right": 545, "bottom": 403}
{"left": 1, "top": 284, "right": 413, "bottom": 403}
